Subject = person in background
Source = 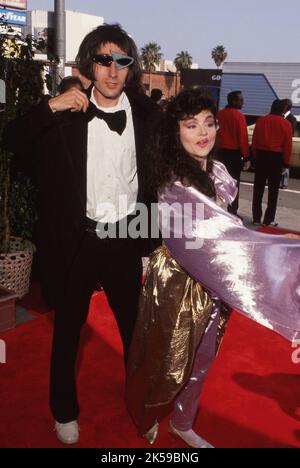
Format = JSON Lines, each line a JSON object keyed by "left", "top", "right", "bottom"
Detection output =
{"left": 252, "top": 99, "right": 293, "bottom": 226}
{"left": 280, "top": 99, "right": 298, "bottom": 189}
{"left": 150, "top": 88, "right": 163, "bottom": 105}
{"left": 281, "top": 98, "right": 298, "bottom": 136}
{"left": 217, "top": 91, "right": 250, "bottom": 219}
{"left": 58, "top": 76, "right": 84, "bottom": 94}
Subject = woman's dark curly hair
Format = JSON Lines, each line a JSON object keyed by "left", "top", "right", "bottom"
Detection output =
{"left": 76, "top": 23, "right": 143, "bottom": 92}
{"left": 148, "top": 88, "right": 217, "bottom": 198}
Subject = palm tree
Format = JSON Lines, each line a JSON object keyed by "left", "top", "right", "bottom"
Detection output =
{"left": 173, "top": 51, "right": 193, "bottom": 95}
{"left": 141, "top": 42, "right": 162, "bottom": 72}
{"left": 140, "top": 42, "right": 162, "bottom": 93}
{"left": 211, "top": 45, "right": 228, "bottom": 69}
{"left": 174, "top": 51, "right": 193, "bottom": 71}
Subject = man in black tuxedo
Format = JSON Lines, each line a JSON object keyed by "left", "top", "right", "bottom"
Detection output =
{"left": 5, "top": 24, "right": 158, "bottom": 444}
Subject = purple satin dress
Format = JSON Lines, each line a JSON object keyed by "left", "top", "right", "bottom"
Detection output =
{"left": 159, "top": 160, "right": 300, "bottom": 343}
{"left": 171, "top": 298, "right": 220, "bottom": 431}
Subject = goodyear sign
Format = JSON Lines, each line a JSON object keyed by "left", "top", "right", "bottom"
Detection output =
{"left": 0, "top": 7, "right": 27, "bottom": 25}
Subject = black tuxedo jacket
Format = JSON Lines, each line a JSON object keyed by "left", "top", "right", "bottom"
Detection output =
{"left": 4, "top": 87, "right": 159, "bottom": 307}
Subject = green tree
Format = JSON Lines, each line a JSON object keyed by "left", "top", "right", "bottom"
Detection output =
{"left": 211, "top": 45, "right": 228, "bottom": 69}
{"left": 0, "top": 18, "right": 54, "bottom": 252}
{"left": 174, "top": 51, "right": 193, "bottom": 71}
{"left": 140, "top": 42, "right": 162, "bottom": 93}
{"left": 141, "top": 42, "right": 162, "bottom": 72}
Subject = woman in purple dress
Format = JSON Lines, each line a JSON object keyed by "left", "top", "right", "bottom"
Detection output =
{"left": 126, "top": 89, "right": 300, "bottom": 448}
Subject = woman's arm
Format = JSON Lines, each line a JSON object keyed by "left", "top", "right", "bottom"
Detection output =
{"left": 159, "top": 182, "right": 300, "bottom": 342}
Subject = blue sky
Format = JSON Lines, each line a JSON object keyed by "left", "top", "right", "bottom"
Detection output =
{"left": 27, "top": 0, "right": 300, "bottom": 67}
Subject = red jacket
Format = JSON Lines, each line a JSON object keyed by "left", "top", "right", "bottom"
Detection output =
{"left": 252, "top": 114, "right": 293, "bottom": 165}
{"left": 217, "top": 107, "right": 249, "bottom": 158}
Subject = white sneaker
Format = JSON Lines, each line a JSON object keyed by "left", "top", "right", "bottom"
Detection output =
{"left": 54, "top": 420, "right": 79, "bottom": 444}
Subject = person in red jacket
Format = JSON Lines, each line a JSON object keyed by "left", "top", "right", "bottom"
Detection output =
{"left": 217, "top": 91, "right": 250, "bottom": 218}
{"left": 252, "top": 99, "right": 293, "bottom": 226}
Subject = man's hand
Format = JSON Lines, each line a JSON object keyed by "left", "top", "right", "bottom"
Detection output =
{"left": 48, "top": 88, "right": 89, "bottom": 113}
{"left": 243, "top": 160, "right": 251, "bottom": 171}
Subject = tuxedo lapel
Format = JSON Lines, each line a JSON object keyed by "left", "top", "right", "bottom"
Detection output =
{"left": 125, "top": 90, "right": 149, "bottom": 203}
{"left": 59, "top": 111, "right": 88, "bottom": 213}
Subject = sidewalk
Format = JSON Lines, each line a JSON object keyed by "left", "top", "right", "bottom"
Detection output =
{"left": 239, "top": 171, "right": 300, "bottom": 232}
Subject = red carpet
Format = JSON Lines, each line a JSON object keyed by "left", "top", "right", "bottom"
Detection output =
{"left": 1, "top": 284, "right": 300, "bottom": 449}
{"left": 258, "top": 226, "right": 300, "bottom": 236}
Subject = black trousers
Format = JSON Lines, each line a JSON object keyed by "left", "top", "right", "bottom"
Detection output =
{"left": 252, "top": 150, "right": 283, "bottom": 224}
{"left": 50, "top": 226, "right": 142, "bottom": 423}
{"left": 218, "top": 149, "right": 243, "bottom": 214}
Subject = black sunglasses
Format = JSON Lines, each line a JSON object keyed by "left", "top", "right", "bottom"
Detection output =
{"left": 92, "top": 52, "right": 134, "bottom": 70}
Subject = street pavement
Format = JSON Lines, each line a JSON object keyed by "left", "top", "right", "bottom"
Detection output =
{"left": 238, "top": 171, "right": 300, "bottom": 232}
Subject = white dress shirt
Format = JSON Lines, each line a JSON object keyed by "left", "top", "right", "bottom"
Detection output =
{"left": 86, "top": 89, "right": 138, "bottom": 223}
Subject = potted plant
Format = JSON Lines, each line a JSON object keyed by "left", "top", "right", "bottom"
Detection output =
{"left": 0, "top": 18, "right": 53, "bottom": 305}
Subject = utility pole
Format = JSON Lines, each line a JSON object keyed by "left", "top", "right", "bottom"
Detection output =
{"left": 54, "top": 0, "right": 65, "bottom": 93}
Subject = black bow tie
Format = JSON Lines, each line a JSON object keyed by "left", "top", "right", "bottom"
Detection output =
{"left": 86, "top": 102, "right": 127, "bottom": 135}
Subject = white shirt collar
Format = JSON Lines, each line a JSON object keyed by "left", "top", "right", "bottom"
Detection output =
{"left": 90, "top": 88, "right": 130, "bottom": 113}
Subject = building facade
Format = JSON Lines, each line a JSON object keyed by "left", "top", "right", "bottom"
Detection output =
{"left": 25, "top": 9, "right": 104, "bottom": 77}
{"left": 220, "top": 62, "right": 300, "bottom": 116}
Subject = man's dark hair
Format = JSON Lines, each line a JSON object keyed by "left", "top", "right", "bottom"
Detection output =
{"left": 227, "top": 90, "right": 242, "bottom": 105}
{"left": 270, "top": 99, "right": 285, "bottom": 115}
{"left": 58, "top": 76, "right": 84, "bottom": 94}
{"left": 76, "top": 23, "right": 143, "bottom": 92}
{"left": 150, "top": 88, "right": 163, "bottom": 103}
